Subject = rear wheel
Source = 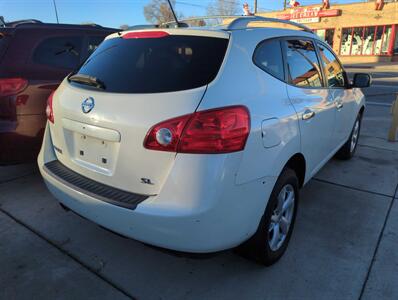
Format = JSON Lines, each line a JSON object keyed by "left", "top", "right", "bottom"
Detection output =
{"left": 236, "top": 168, "right": 299, "bottom": 265}
{"left": 335, "top": 114, "right": 362, "bottom": 160}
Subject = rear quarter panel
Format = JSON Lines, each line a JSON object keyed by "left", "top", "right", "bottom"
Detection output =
{"left": 198, "top": 29, "right": 302, "bottom": 184}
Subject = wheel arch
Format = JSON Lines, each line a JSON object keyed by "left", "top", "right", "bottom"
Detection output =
{"left": 359, "top": 105, "right": 365, "bottom": 118}
{"left": 284, "top": 153, "right": 306, "bottom": 188}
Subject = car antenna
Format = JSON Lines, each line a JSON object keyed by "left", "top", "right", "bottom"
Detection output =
{"left": 166, "top": 0, "right": 180, "bottom": 28}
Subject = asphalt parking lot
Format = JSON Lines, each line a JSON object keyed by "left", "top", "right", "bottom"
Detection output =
{"left": 1, "top": 68, "right": 397, "bottom": 300}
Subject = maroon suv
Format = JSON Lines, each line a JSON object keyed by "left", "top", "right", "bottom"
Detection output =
{"left": 0, "top": 20, "right": 117, "bottom": 164}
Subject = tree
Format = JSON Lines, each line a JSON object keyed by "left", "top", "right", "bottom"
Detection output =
{"left": 207, "top": 0, "right": 240, "bottom": 16}
{"left": 119, "top": 24, "right": 129, "bottom": 30}
{"left": 144, "top": 0, "right": 180, "bottom": 25}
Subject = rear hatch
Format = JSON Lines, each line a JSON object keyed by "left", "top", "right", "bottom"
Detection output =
{"left": 50, "top": 29, "right": 229, "bottom": 195}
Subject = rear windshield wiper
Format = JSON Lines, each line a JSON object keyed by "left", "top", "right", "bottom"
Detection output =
{"left": 68, "top": 74, "right": 106, "bottom": 90}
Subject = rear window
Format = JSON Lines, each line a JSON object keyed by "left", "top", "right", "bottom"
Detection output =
{"left": 72, "top": 34, "right": 229, "bottom": 93}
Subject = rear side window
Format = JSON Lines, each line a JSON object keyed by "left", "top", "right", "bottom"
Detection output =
{"left": 0, "top": 33, "right": 9, "bottom": 60}
{"left": 284, "top": 39, "right": 323, "bottom": 88}
{"left": 73, "top": 35, "right": 229, "bottom": 93}
{"left": 317, "top": 42, "right": 346, "bottom": 88}
{"left": 253, "top": 39, "right": 284, "bottom": 81}
{"left": 33, "top": 36, "right": 83, "bottom": 69}
{"left": 86, "top": 36, "right": 105, "bottom": 57}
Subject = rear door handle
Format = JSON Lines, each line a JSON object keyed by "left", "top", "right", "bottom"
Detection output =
{"left": 336, "top": 101, "right": 344, "bottom": 109}
{"left": 302, "top": 109, "right": 315, "bottom": 120}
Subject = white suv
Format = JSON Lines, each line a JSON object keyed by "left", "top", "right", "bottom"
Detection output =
{"left": 38, "top": 17, "right": 370, "bottom": 265}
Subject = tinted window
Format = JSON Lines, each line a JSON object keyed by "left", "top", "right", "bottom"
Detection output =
{"left": 33, "top": 36, "right": 83, "bottom": 69}
{"left": 87, "top": 36, "right": 105, "bottom": 57}
{"left": 253, "top": 39, "right": 284, "bottom": 81}
{"left": 284, "top": 39, "right": 323, "bottom": 88}
{"left": 73, "top": 35, "right": 228, "bottom": 93}
{"left": 0, "top": 33, "right": 9, "bottom": 60}
{"left": 317, "top": 43, "right": 346, "bottom": 88}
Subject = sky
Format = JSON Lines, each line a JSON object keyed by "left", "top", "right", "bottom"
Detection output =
{"left": 1, "top": 0, "right": 364, "bottom": 28}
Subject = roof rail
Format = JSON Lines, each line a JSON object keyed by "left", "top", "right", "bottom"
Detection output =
{"left": 6, "top": 19, "right": 43, "bottom": 27}
{"left": 227, "top": 16, "right": 313, "bottom": 33}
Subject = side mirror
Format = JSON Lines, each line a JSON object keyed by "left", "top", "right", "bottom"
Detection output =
{"left": 352, "top": 73, "right": 371, "bottom": 88}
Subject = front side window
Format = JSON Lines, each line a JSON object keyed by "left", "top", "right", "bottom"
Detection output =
{"left": 284, "top": 39, "right": 323, "bottom": 88}
{"left": 33, "top": 36, "right": 83, "bottom": 69}
{"left": 317, "top": 43, "right": 346, "bottom": 88}
{"left": 253, "top": 38, "right": 284, "bottom": 81}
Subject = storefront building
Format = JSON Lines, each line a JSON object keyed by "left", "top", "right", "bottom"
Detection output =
{"left": 258, "top": 1, "right": 398, "bottom": 63}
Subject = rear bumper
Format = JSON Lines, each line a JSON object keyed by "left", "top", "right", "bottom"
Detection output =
{"left": 38, "top": 124, "right": 276, "bottom": 252}
{"left": 0, "top": 115, "right": 45, "bottom": 164}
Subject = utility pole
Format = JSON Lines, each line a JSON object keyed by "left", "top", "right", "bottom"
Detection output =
{"left": 254, "top": 0, "right": 257, "bottom": 14}
{"left": 283, "top": 0, "right": 287, "bottom": 10}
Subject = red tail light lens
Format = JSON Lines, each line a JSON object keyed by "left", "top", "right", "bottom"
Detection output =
{"left": 0, "top": 78, "right": 28, "bottom": 97}
{"left": 122, "top": 31, "right": 169, "bottom": 39}
{"left": 144, "top": 106, "right": 250, "bottom": 154}
{"left": 46, "top": 91, "right": 55, "bottom": 124}
{"left": 144, "top": 114, "right": 191, "bottom": 152}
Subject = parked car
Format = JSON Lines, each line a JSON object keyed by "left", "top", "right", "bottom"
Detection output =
{"left": 38, "top": 17, "right": 370, "bottom": 265}
{"left": 0, "top": 20, "right": 117, "bottom": 164}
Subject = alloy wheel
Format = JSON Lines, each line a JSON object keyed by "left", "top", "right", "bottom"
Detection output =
{"left": 350, "top": 119, "right": 360, "bottom": 153}
{"left": 268, "top": 184, "right": 295, "bottom": 251}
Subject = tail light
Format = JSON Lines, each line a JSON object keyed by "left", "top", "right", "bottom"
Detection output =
{"left": 122, "top": 31, "right": 169, "bottom": 39}
{"left": 0, "top": 78, "right": 28, "bottom": 97}
{"left": 144, "top": 106, "right": 250, "bottom": 154}
{"left": 46, "top": 91, "right": 55, "bottom": 124}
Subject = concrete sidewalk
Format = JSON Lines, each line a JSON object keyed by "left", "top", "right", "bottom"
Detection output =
{"left": 0, "top": 103, "right": 397, "bottom": 300}
{"left": 345, "top": 62, "right": 398, "bottom": 72}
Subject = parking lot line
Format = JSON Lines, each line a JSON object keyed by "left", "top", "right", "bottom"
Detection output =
{"left": 360, "top": 184, "right": 398, "bottom": 300}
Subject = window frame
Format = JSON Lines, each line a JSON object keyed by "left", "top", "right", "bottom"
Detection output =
{"left": 252, "top": 37, "right": 285, "bottom": 82}
{"left": 315, "top": 40, "right": 349, "bottom": 89}
{"left": 280, "top": 36, "right": 326, "bottom": 90}
{"left": 339, "top": 24, "right": 395, "bottom": 56}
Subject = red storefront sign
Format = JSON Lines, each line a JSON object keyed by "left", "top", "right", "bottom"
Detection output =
{"left": 278, "top": 8, "right": 341, "bottom": 21}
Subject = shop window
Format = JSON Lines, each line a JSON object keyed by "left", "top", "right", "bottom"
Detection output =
{"left": 340, "top": 28, "right": 352, "bottom": 55}
{"left": 351, "top": 27, "right": 364, "bottom": 55}
{"left": 340, "top": 25, "right": 393, "bottom": 56}
{"left": 362, "top": 27, "right": 375, "bottom": 55}
{"left": 381, "top": 25, "right": 392, "bottom": 54}
{"left": 394, "top": 27, "right": 398, "bottom": 55}
{"left": 374, "top": 26, "right": 384, "bottom": 55}
{"left": 316, "top": 29, "right": 335, "bottom": 48}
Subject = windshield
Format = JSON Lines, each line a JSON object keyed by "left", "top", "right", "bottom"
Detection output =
{"left": 72, "top": 34, "right": 228, "bottom": 93}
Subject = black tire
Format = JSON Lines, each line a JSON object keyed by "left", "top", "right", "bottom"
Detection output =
{"left": 236, "top": 168, "right": 299, "bottom": 266}
{"left": 335, "top": 113, "right": 362, "bottom": 160}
